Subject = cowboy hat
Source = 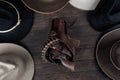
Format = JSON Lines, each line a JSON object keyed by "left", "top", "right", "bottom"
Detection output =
{"left": 0, "top": 0, "right": 33, "bottom": 42}
{"left": 69, "top": 0, "right": 100, "bottom": 11}
{"left": 88, "top": 0, "right": 120, "bottom": 31}
{"left": 0, "top": 43, "right": 34, "bottom": 80}
{"left": 21, "top": 0, "right": 69, "bottom": 14}
{"left": 96, "top": 25, "right": 120, "bottom": 80}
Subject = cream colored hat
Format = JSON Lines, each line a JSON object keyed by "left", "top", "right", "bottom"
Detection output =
{"left": 69, "top": 0, "right": 100, "bottom": 10}
{"left": 0, "top": 43, "right": 34, "bottom": 80}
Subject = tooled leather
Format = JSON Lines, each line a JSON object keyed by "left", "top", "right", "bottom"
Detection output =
{"left": 41, "top": 18, "right": 80, "bottom": 70}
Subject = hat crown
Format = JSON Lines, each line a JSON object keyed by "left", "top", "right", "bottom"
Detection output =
{"left": 110, "top": 40, "right": 120, "bottom": 70}
{"left": 0, "top": 61, "right": 16, "bottom": 80}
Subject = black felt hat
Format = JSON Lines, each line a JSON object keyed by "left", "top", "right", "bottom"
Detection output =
{"left": 88, "top": 0, "right": 120, "bottom": 31}
{"left": 0, "top": 0, "right": 33, "bottom": 42}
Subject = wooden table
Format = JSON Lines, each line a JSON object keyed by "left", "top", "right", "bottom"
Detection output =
{"left": 22, "top": 3, "right": 111, "bottom": 80}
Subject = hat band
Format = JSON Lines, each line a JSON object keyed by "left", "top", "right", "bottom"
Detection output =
{"left": 0, "top": 0, "right": 21, "bottom": 33}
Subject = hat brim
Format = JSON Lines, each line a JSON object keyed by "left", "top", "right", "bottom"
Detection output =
{"left": 69, "top": 0, "right": 100, "bottom": 11}
{"left": 0, "top": 0, "right": 34, "bottom": 42}
{"left": 21, "top": 0, "right": 69, "bottom": 14}
{"left": 96, "top": 25, "right": 120, "bottom": 80}
{"left": 0, "top": 43, "right": 34, "bottom": 80}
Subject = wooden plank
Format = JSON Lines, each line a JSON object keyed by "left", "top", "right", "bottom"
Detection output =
{"left": 20, "top": 3, "right": 108, "bottom": 80}
{"left": 75, "top": 47, "right": 95, "bottom": 60}
{"left": 34, "top": 71, "right": 110, "bottom": 80}
{"left": 35, "top": 60, "right": 100, "bottom": 74}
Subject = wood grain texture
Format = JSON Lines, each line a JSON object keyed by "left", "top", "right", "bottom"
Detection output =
{"left": 21, "top": 3, "right": 111, "bottom": 80}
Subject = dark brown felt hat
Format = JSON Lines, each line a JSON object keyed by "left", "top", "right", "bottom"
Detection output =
{"left": 96, "top": 25, "right": 120, "bottom": 80}
{"left": 21, "top": 0, "right": 69, "bottom": 14}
